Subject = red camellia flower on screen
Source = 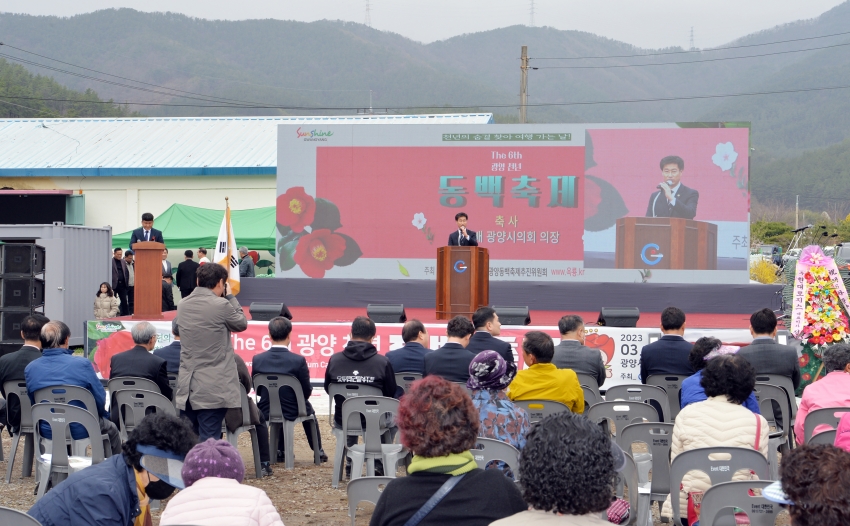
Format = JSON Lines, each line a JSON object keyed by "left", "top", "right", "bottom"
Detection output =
{"left": 294, "top": 229, "right": 347, "bottom": 278}
{"left": 92, "top": 330, "right": 135, "bottom": 378}
{"left": 276, "top": 187, "right": 316, "bottom": 233}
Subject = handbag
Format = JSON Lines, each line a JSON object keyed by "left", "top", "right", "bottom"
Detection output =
{"left": 402, "top": 474, "right": 466, "bottom": 526}
{"left": 606, "top": 497, "right": 630, "bottom": 524}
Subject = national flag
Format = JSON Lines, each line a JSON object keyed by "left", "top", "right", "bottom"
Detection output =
{"left": 213, "top": 201, "right": 240, "bottom": 295}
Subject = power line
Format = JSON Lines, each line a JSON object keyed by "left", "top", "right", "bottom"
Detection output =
{"left": 0, "top": 98, "right": 60, "bottom": 117}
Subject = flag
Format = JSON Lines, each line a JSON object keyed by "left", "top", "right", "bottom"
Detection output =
{"left": 213, "top": 202, "right": 240, "bottom": 295}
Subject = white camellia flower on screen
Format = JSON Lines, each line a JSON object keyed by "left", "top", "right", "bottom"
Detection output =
{"left": 412, "top": 212, "right": 427, "bottom": 230}
{"left": 711, "top": 142, "right": 738, "bottom": 171}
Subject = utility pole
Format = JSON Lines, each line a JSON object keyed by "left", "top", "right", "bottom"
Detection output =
{"left": 365, "top": 0, "right": 372, "bottom": 27}
{"left": 796, "top": 195, "right": 799, "bottom": 230}
{"left": 689, "top": 27, "right": 695, "bottom": 50}
{"left": 519, "top": 45, "right": 528, "bottom": 124}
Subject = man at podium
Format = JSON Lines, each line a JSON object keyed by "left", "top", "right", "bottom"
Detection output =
{"left": 645, "top": 155, "right": 699, "bottom": 220}
{"left": 447, "top": 212, "right": 479, "bottom": 246}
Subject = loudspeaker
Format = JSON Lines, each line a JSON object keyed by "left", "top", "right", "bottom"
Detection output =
{"left": 367, "top": 304, "right": 407, "bottom": 323}
{"left": 0, "top": 277, "right": 45, "bottom": 308}
{"left": 0, "top": 244, "right": 46, "bottom": 274}
{"left": 0, "top": 310, "right": 29, "bottom": 342}
{"left": 493, "top": 306, "right": 530, "bottom": 325}
{"left": 249, "top": 302, "right": 293, "bottom": 321}
{"left": 597, "top": 307, "right": 640, "bottom": 327}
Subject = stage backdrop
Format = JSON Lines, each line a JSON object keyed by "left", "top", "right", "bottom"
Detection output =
{"left": 277, "top": 123, "right": 750, "bottom": 284}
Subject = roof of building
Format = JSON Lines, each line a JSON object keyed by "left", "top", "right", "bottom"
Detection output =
{"left": 0, "top": 114, "right": 494, "bottom": 177}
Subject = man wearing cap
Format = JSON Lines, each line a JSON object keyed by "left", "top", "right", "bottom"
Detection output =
{"left": 28, "top": 413, "right": 197, "bottom": 526}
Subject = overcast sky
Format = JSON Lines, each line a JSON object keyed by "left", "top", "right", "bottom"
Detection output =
{"left": 3, "top": 0, "right": 846, "bottom": 49}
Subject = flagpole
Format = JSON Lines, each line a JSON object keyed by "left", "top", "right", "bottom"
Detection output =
{"left": 225, "top": 197, "right": 231, "bottom": 265}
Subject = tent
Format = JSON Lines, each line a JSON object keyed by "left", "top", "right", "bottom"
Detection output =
{"left": 112, "top": 204, "right": 276, "bottom": 251}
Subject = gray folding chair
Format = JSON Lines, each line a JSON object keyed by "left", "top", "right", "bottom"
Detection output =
{"left": 618, "top": 422, "right": 673, "bottom": 510}
{"left": 252, "top": 374, "right": 321, "bottom": 469}
{"left": 346, "top": 476, "right": 393, "bottom": 526}
{"left": 471, "top": 437, "right": 520, "bottom": 479}
{"left": 582, "top": 385, "right": 601, "bottom": 410}
{"left": 605, "top": 384, "right": 671, "bottom": 423}
{"left": 107, "top": 376, "right": 160, "bottom": 396}
{"left": 645, "top": 374, "right": 686, "bottom": 421}
{"left": 804, "top": 406, "right": 850, "bottom": 444}
{"left": 753, "top": 382, "right": 791, "bottom": 479}
{"left": 113, "top": 389, "right": 175, "bottom": 441}
{"left": 167, "top": 375, "right": 178, "bottom": 407}
{"left": 31, "top": 403, "right": 107, "bottom": 500}
{"left": 0, "top": 505, "right": 42, "bottom": 526}
{"left": 32, "top": 385, "right": 112, "bottom": 458}
{"left": 512, "top": 399, "right": 571, "bottom": 424}
{"left": 394, "top": 372, "right": 422, "bottom": 396}
{"left": 586, "top": 401, "right": 659, "bottom": 440}
{"left": 4, "top": 380, "right": 36, "bottom": 483}
{"left": 754, "top": 374, "right": 798, "bottom": 440}
{"left": 670, "top": 447, "right": 770, "bottom": 526}
{"left": 699, "top": 480, "right": 780, "bottom": 526}
{"left": 224, "top": 385, "right": 263, "bottom": 479}
{"left": 808, "top": 428, "right": 837, "bottom": 445}
{"left": 576, "top": 373, "right": 601, "bottom": 399}
{"left": 600, "top": 452, "right": 640, "bottom": 526}
{"left": 327, "top": 383, "right": 384, "bottom": 488}
{"left": 342, "top": 396, "right": 407, "bottom": 484}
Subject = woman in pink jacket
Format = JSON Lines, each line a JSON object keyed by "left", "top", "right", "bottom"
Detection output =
{"left": 794, "top": 343, "right": 850, "bottom": 444}
{"left": 160, "top": 439, "right": 284, "bottom": 526}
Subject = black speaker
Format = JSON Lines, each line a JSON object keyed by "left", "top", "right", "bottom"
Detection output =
{"left": 0, "top": 310, "right": 29, "bottom": 342}
{"left": 249, "top": 302, "right": 293, "bottom": 321}
{"left": 493, "top": 306, "right": 530, "bottom": 325}
{"left": 597, "top": 307, "right": 640, "bottom": 327}
{"left": 0, "top": 244, "right": 45, "bottom": 274}
{"left": 0, "top": 277, "right": 45, "bottom": 308}
{"left": 366, "top": 304, "right": 407, "bottom": 323}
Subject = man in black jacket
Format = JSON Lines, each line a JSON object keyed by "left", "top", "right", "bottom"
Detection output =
{"left": 253, "top": 316, "right": 326, "bottom": 461}
{"left": 385, "top": 319, "right": 432, "bottom": 375}
{"left": 639, "top": 306, "right": 694, "bottom": 383}
{"left": 162, "top": 273, "right": 176, "bottom": 311}
{"left": 153, "top": 317, "right": 181, "bottom": 374}
{"left": 129, "top": 212, "right": 165, "bottom": 247}
{"left": 645, "top": 155, "right": 700, "bottom": 219}
{"left": 175, "top": 250, "right": 200, "bottom": 300}
{"left": 465, "top": 307, "right": 515, "bottom": 369}
{"left": 424, "top": 316, "right": 476, "bottom": 383}
{"left": 447, "top": 212, "right": 478, "bottom": 246}
{"left": 111, "top": 247, "right": 130, "bottom": 316}
{"left": 0, "top": 314, "right": 48, "bottom": 433}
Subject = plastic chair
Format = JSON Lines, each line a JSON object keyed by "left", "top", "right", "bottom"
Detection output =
{"left": 0, "top": 505, "right": 43, "bottom": 526}
{"left": 808, "top": 428, "right": 837, "bottom": 445}
{"left": 471, "top": 437, "right": 520, "bottom": 479}
{"left": 223, "top": 385, "right": 263, "bottom": 479}
{"left": 32, "top": 385, "right": 111, "bottom": 457}
{"left": 394, "top": 372, "right": 422, "bottom": 395}
{"left": 327, "top": 383, "right": 383, "bottom": 427}
{"left": 645, "top": 374, "right": 686, "bottom": 421}
{"left": 804, "top": 406, "right": 850, "bottom": 444}
{"left": 512, "top": 399, "right": 571, "bottom": 423}
{"left": 167, "top": 375, "right": 178, "bottom": 407}
{"left": 752, "top": 382, "right": 791, "bottom": 479}
{"left": 113, "top": 389, "right": 175, "bottom": 441}
{"left": 618, "top": 422, "right": 673, "bottom": 509}
{"left": 342, "top": 396, "right": 407, "bottom": 484}
{"left": 31, "top": 403, "right": 107, "bottom": 500}
{"left": 327, "top": 383, "right": 384, "bottom": 488}
{"left": 753, "top": 374, "right": 798, "bottom": 437}
{"left": 4, "top": 380, "right": 36, "bottom": 483}
{"left": 253, "top": 374, "right": 321, "bottom": 469}
{"left": 346, "top": 476, "right": 393, "bottom": 526}
{"left": 669, "top": 447, "right": 770, "bottom": 526}
{"left": 106, "top": 376, "right": 160, "bottom": 396}
{"left": 699, "top": 480, "right": 780, "bottom": 526}
{"left": 586, "top": 401, "right": 659, "bottom": 440}
{"left": 605, "top": 384, "right": 671, "bottom": 423}
{"left": 600, "top": 452, "right": 640, "bottom": 526}
{"left": 582, "top": 385, "right": 601, "bottom": 410}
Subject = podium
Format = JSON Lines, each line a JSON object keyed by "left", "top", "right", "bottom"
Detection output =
{"left": 615, "top": 217, "right": 717, "bottom": 270}
{"left": 131, "top": 241, "right": 165, "bottom": 320}
{"left": 436, "top": 246, "right": 489, "bottom": 320}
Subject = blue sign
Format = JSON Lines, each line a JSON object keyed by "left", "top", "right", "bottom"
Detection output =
{"left": 453, "top": 260, "right": 468, "bottom": 273}
{"left": 640, "top": 243, "right": 664, "bottom": 266}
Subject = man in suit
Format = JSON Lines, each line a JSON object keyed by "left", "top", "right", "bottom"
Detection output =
{"left": 111, "top": 247, "right": 131, "bottom": 316}
{"left": 161, "top": 248, "right": 172, "bottom": 277}
{"left": 129, "top": 212, "right": 165, "bottom": 247}
{"left": 466, "top": 307, "right": 515, "bottom": 371}
{"left": 253, "top": 317, "right": 326, "bottom": 462}
{"left": 639, "top": 306, "right": 694, "bottom": 383}
{"left": 424, "top": 316, "right": 476, "bottom": 383}
{"left": 176, "top": 249, "right": 200, "bottom": 300}
{"left": 153, "top": 317, "right": 181, "bottom": 374}
{"left": 645, "top": 155, "right": 699, "bottom": 220}
{"left": 0, "top": 314, "right": 48, "bottom": 433}
{"left": 386, "top": 319, "right": 432, "bottom": 375}
{"left": 123, "top": 250, "right": 135, "bottom": 315}
{"left": 447, "top": 212, "right": 478, "bottom": 246}
{"left": 552, "top": 314, "right": 606, "bottom": 387}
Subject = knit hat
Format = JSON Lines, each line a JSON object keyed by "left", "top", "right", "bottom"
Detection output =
{"left": 181, "top": 438, "right": 245, "bottom": 487}
{"left": 467, "top": 350, "right": 515, "bottom": 391}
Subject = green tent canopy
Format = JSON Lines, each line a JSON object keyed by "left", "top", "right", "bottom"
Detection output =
{"left": 113, "top": 204, "right": 276, "bottom": 251}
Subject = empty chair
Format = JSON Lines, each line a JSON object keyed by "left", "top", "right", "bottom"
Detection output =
{"left": 618, "top": 422, "right": 673, "bottom": 510}
{"left": 581, "top": 385, "right": 601, "bottom": 410}
{"left": 645, "top": 374, "right": 686, "bottom": 421}
{"left": 754, "top": 374, "right": 798, "bottom": 426}
{"left": 253, "top": 374, "right": 321, "bottom": 469}
{"left": 752, "top": 382, "right": 792, "bottom": 479}
{"left": 113, "top": 389, "right": 175, "bottom": 441}
{"left": 808, "top": 428, "right": 837, "bottom": 445}
{"left": 585, "top": 401, "right": 659, "bottom": 440}
{"left": 576, "top": 373, "right": 601, "bottom": 401}
{"left": 4, "top": 380, "right": 36, "bottom": 483}
{"left": 0, "top": 505, "right": 42, "bottom": 526}
{"left": 698, "top": 480, "right": 780, "bottom": 526}
{"left": 346, "top": 476, "right": 393, "bottom": 526}
{"left": 605, "top": 384, "right": 671, "bottom": 422}
{"left": 341, "top": 396, "right": 408, "bottom": 483}
{"left": 394, "top": 372, "right": 422, "bottom": 396}
{"left": 512, "top": 399, "right": 570, "bottom": 424}
{"left": 328, "top": 383, "right": 384, "bottom": 488}
{"left": 471, "top": 438, "right": 520, "bottom": 479}
{"left": 804, "top": 406, "right": 850, "bottom": 444}
{"left": 223, "top": 384, "right": 264, "bottom": 479}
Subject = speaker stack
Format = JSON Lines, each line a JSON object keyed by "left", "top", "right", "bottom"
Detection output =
{"left": 0, "top": 244, "right": 46, "bottom": 355}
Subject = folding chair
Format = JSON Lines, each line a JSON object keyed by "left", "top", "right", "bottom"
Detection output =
{"left": 327, "top": 383, "right": 383, "bottom": 488}
{"left": 512, "top": 399, "right": 570, "bottom": 424}
{"left": 586, "top": 401, "right": 659, "bottom": 440}
{"left": 253, "top": 374, "right": 321, "bottom": 469}
{"left": 394, "top": 372, "right": 422, "bottom": 396}
{"left": 808, "top": 428, "right": 836, "bottom": 445}
{"left": 224, "top": 385, "right": 263, "bottom": 479}
{"left": 342, "top": 396, "right": 407, "bottom": 484}
{"left": 754, "top": 374, "right": 798, "bottom": 440}
{"left": 669, "top": 447, "right": 770, "bottom": 526}
{"left": 601, "top": 452, "right": 640, "bottom": 526}
{"left": 346, "top": 476, "right": 393, "bottom": 526}
{"left": 106, "top": 376, "right": 160, "bottom": 396}
{"left": 618, "top": 422, "right": 673, "bottom": 516}
{"left": 31, "top": 403, "right": 107, "bottom": 500}
{"left": 0, "top": 505, "right": 42, "bottom": 526}
{"left": 804, "top": 406, "right": 850, "bottom": 444}
{"left": 582, "top": 385, "right": 601, "bottom": 410}
{"left": 699, "top": 480, "right": 780, "bottom": 526}
{"left": 753, "top": 382, "right": 791, "bottom": 479}
{"left": 4, "top": 380, "right": 36, "bottom": 483}
{"left": 576, "top": 373, "right": 602, "bottom": 401}
{"left": 471, "top": 437, "right": 520, "bottom": 479}
{"left": 605, "top": 384, "right": 671, "bottom": 423}
{"left": 32, "top": 385, "right": 112, "bottom": 458}
{"left": 113, "top": 389, "right": 175, "bottom": 441}
{"left": 645, "top": 374, "right": 686, "bottom": 421}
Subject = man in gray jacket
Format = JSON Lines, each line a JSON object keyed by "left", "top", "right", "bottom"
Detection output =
{"left": 239, "top": 246, "right": 255, "bottom": 278}
{"left": 175, "top": 263, "right": 248, "bottom": 441}
{"left": 551, "top": 314, "right": 606, "bottom": 387}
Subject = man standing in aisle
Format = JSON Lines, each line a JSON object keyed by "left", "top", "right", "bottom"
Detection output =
{"left": 176, "top": 250, "right": 200, "bottom": 300}
{"left": 111, "top": 248, "right": 130, "bottom": 316}
{"left": 123, "top": 250, "right": 135, "bottom": 314}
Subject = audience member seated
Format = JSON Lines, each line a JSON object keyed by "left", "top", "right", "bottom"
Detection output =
{"left": 552, "top": 314, "right": 606, "bottom": 387}
{"left": 465, "top": 307, "right": 515, "bottom": 370}
{"left": 153, "top": 317, "right": 182, "bottom": 374}
{"left": 639, "top": 306, "right": 694, "bottom": 383}
{"left": 508, "top": 331, "right": 584, "bottom": 413}
{"left": 763, "top": 444, "right": 850, "bottom": 526}
{"left": 793, "top": 343, "right": 850, "bottom": 444}
{"left": 385, "top": 319, "right": 432, "bottom": 378}
{"left": 0, "top": 314, "right": 49, "bottom": 434}
{"left": 253, "top": 316, "right": 326, "bottom": 463}
{"left": 492, "top": 412, "right": 625, "bottom": 526}
{"left": 94, "top": 282, "right": 120, "bottom": 319}
{"left": 28, "top": 413, "right": 196, "bottom": 526}
{"left": 467, "top": 350, "right": 530, "bottom": 477}
{"left": 226, "top": 352, "right": 273, "bottom": 476}
{"left": 25, "top": 320, "right": 121, "bottom": 455}
{"left": 738, "top": 307, "right": 801, "bottom": 389}
{"left": 661, "top": 354, "right": 769, "bottom": 522}
{"left": 160, "top": 438, "right": 284, "bottom": 526}
{"left": 835, "top": 412, "right": 850, "bottom": 452}
{"left": 109, "top": 321, "right": 173, "bottom": 404}
{"left": 369, "top": 376, "right": 526, "bottom": 526}
{"left": 424, "top": 315, "right": 476, "bottom": 383}
{"left": 680, "top": 336, "right": 760, "bottom": 413}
